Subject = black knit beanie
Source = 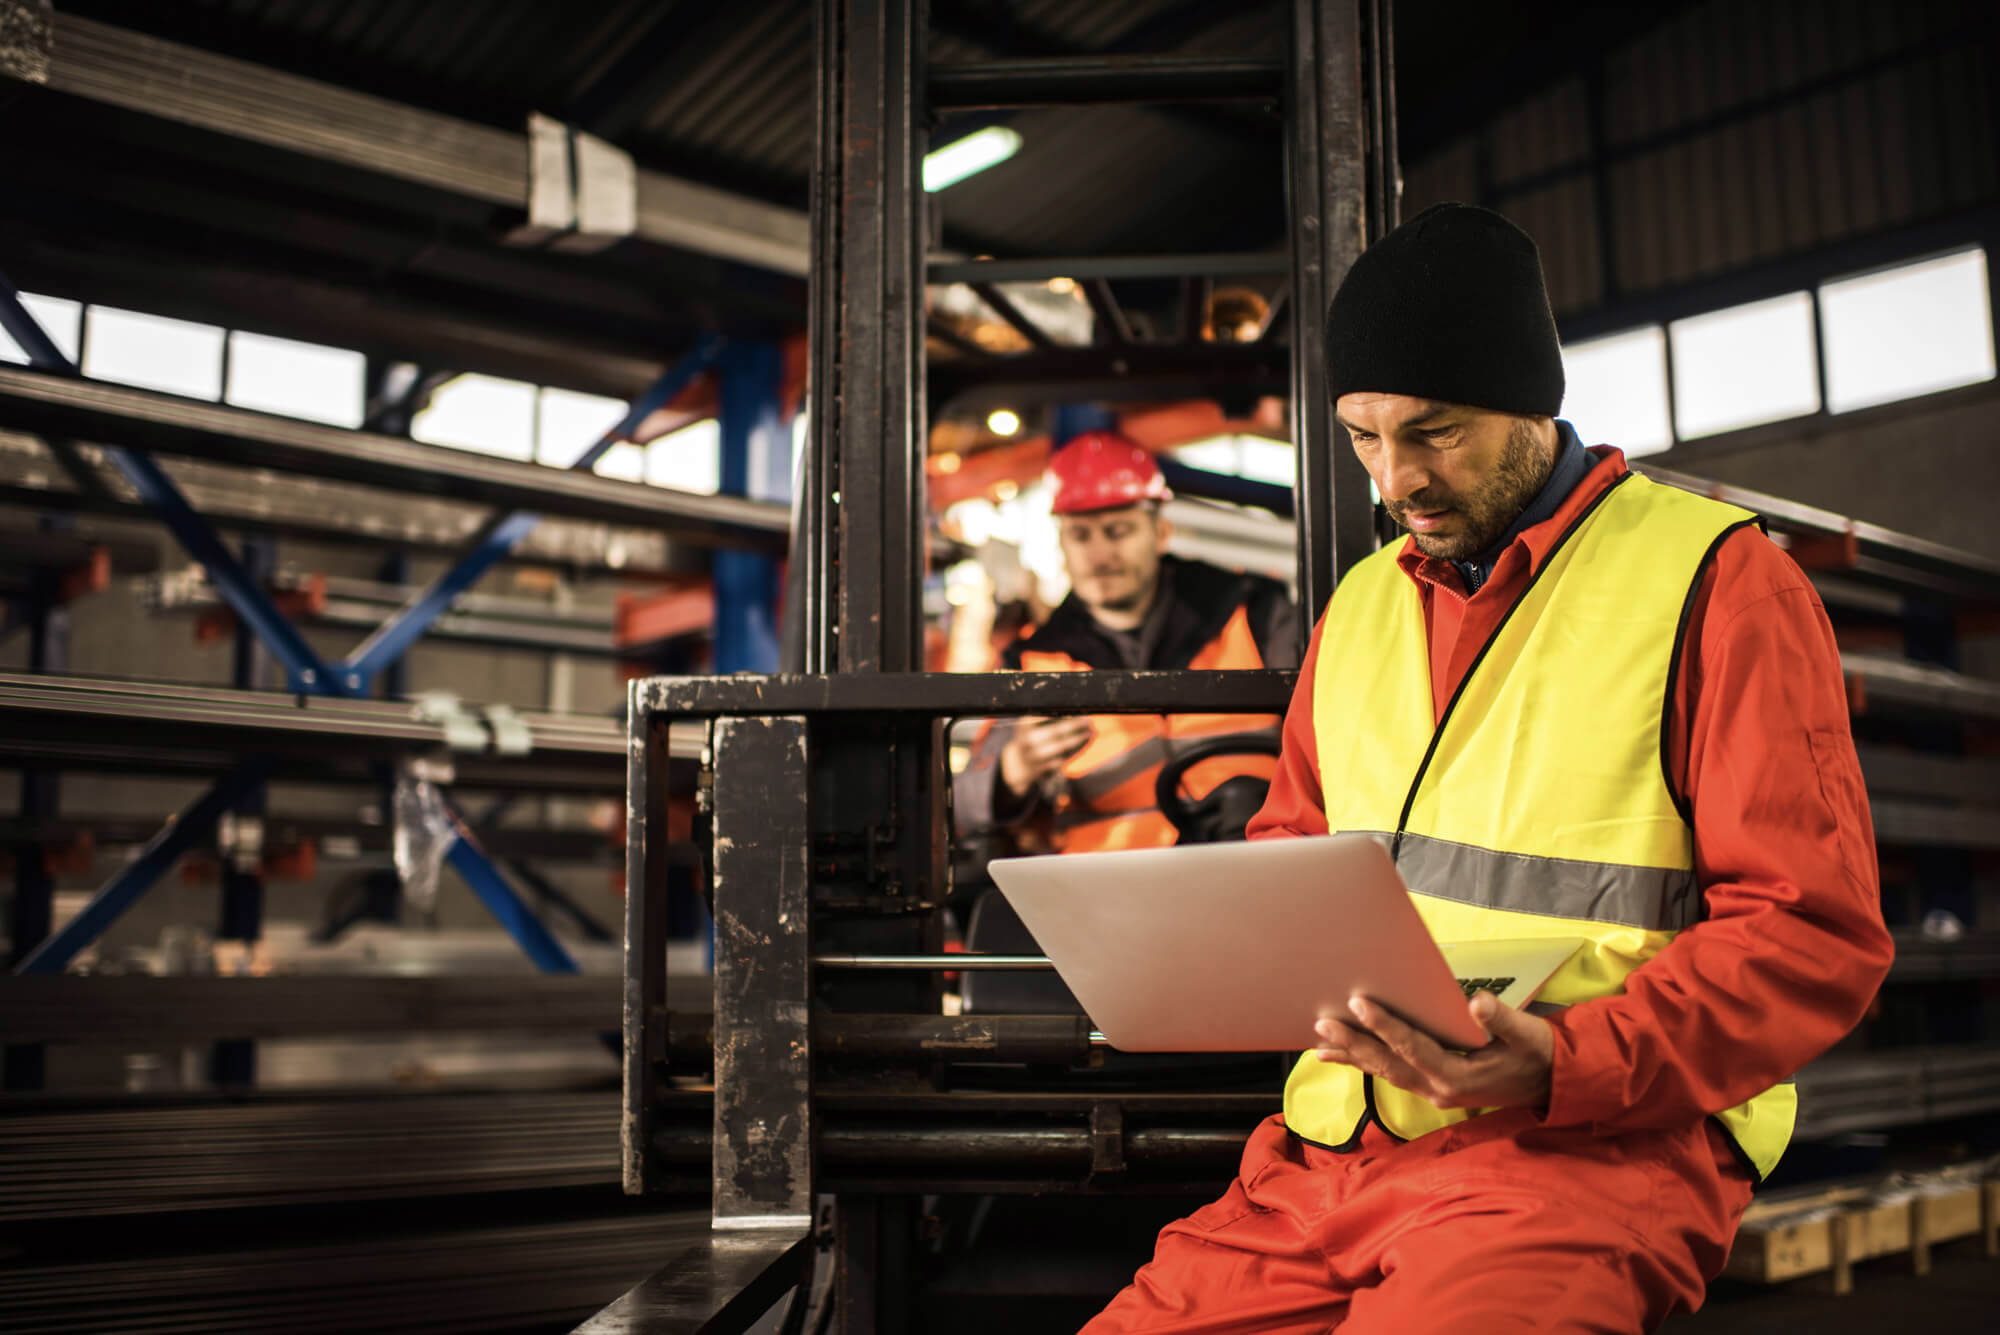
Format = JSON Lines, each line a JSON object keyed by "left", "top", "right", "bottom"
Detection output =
{"left": 1324, "top": 203, "right": 1564, "bottom": 417}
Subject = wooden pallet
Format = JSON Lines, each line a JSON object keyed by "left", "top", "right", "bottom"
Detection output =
{"left": 1726, "top": 1175, "right": 2000, "bottom": 1294}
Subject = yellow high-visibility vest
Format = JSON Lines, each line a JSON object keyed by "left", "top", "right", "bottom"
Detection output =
{"left": 1286, "top": 470, "right": 1796, "bottom": 1180}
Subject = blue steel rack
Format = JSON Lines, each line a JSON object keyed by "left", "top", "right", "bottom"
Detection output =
{"left": 1, "top": 275, "right": 786, "bottom": 994}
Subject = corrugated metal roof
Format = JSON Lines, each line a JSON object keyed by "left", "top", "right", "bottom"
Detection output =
{"left": 51, "top": 0, "right": 1733, "bottom": 263}
{"left": 58, "top": 0, "right": 1298, "bottom": 256}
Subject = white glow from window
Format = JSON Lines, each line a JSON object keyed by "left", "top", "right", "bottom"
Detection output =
{"left": 83, "top": 306, "right": 226, "bottom": 399}
{"left": 647, "top": 417, "right": 720, "bottom": 494}
{"left": 411, "top": 373, "right": 537, "bottom": 459}
{"left": 1015, "top": 480, "right": 1066, "bottom": 605}
{"left": 1669, "top": 292, "right": 1820, "bottom": 439}
{"left": 1821, "top": 249, "right": 1996, "bottom": 413}
{"left": 1560, "top": 326, "right": 1673, "bottom": 456}
{"left": 0, "top": 292, "right": 82, "bottom": 366}
{"left": 1175, "top": 439, "right": 1240, "bottom": 473}
{"left": 1172, "top": 434, "right": 1296, "bottom": 486}
{"left": 537, "top": 386, "right": 629, "bottom": 467}
{"left": 224, "top": 331, "right": 365, "bottom": 428}
{"left": 923, "top": 126, "right": 1023, "bottom": 192}
{"left": 1239, "top": 438, "right": 1296, "bottom": 486}
{"left": 944, "top": 479, "right": 1066, "bottom": 604}
{"left": 594, "top": 441, "right": 648, "bottom": 482}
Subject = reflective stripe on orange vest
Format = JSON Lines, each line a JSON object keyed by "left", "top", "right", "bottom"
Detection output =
{"left": 1019, "top": 603, "right": 1281, "bottom": 853}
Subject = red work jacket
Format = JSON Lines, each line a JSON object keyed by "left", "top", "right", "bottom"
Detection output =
{"left": 1250, "top": 447, "right": 1895, "bottom": 1158}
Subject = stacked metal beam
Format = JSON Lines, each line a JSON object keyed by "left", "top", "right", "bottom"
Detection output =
{"left": 0, "top": 1212, "right": 696, "bottom": 1335}
{"left": 0, "top": 1092, "right": 621, "bottom": 1222}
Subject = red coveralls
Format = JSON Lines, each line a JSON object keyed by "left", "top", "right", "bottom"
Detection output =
{"left": 1085, "top": 448, "right": 1895, "bottom": 1333}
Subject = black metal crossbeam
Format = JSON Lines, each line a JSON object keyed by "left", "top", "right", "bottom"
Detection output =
{"left": 633, "top": 669, "right": 1296, "bottom": 719}
{"left": 0, "top": 367, "right": 790, "bottom": 551}
{"left": 928, "top": 55, "right": 1284, "bottom": 110}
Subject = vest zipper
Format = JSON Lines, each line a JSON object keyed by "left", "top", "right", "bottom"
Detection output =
{"left": 1362, "top": 473, "right": 1631, "bottom": 1144}
{"left": 1386, "top": 472, "right": 1630, "bottom": 861}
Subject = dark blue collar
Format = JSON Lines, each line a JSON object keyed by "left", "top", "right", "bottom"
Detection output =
{"left": 1451, "top": 421, "right": 1595, "bottom": 593}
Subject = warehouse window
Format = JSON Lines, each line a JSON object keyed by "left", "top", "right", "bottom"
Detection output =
{"left": 536, "top": 386, "right": 628, "bottom": 468}
{"left": 82, "top": 306, "right": 226, "bottom": 400}
{"left": 595, "top": 441, "right": 649, "bottom": 482}
{"left": 1559, "top": 326, "right": 1673, "bottom": 457}
{"left": 648, "top": 418, "right": 721, "bottom": 494}
{"left": 411, "top": 373, "right": 537, "bottom": 460}
{"left": 1820, "top": 248, "right": 1996, "bottom": 413}
{"left": 225, "top": 331, "right": 365, "bottom": 428}
{"left": 1173, "top": 435, "right": 1295, "bottom": 486}
{"left": 1669, "top": 292, "right": 1821, "bottom": 439}
{"left": 0, "top": 291, "right": 82, "bottom": 365}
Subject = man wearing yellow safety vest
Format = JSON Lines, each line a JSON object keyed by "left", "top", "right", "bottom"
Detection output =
{"left": 955, "top": 431, "right": 1299, "bottom": 854}
{"left": 1085, "top": 205, "right": 1894, "bottom": 1333}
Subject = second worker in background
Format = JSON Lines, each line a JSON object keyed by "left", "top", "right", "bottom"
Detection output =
{"left": 954, "top": 431, "right": 1299, "bottom": 853}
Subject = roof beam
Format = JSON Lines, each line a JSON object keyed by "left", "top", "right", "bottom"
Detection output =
{"left": 930, "top": 0, "right": 1274, "bottom": 144}
{"left": 36, "top": 13, "right": 810, "bottom": 276}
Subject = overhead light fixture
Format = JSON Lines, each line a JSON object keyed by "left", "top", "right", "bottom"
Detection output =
{"left": 986, "top": 409, "right": 1021, "bottom": 436}
{"left": 924, "top": 126, "right": 1023, "bottom": 192}
{"left": 1204, "top": 286, "right": 1271, "bottom": 343}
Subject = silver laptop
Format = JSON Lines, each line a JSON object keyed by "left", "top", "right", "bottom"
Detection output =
{"left": 987, "top": 834, "right": 1582, "bottom": 1052}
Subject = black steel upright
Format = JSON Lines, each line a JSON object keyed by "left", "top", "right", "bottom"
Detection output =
{"left": 5, "top": 557, "right": 66, "bottom": 1091}
{"left": 1286, "top": 0, "right": 1399, "bottom": 631}
{"left": 808, "top": 0, "right": 928, "bottom": 676}
{"left": 211, "top": 536, "right": 275, "bottom": 1088}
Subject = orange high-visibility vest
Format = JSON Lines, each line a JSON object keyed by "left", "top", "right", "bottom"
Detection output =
{"left": 1019, "top": 603, "right": 1281, "bottom": 851}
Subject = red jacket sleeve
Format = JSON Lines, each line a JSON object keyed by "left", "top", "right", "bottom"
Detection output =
{"left": 1247, "top": 609, "right": 1331, "bottom": 840}
{"left": 1543, "top": 529, "right": 1895, "bottom": 1132}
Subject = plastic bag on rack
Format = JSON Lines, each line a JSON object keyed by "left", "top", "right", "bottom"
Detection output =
{"left": 392, "top": 769, "right": 456, "bottom": 918}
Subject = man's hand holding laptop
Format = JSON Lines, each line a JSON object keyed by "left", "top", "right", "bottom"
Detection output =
{"left": 1313, "top": 990, "right": 1555, "bottom": 1112}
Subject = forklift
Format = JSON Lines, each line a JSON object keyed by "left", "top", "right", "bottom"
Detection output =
{"left": 586, "top": 1, "right": 1396, "bottom": 1329}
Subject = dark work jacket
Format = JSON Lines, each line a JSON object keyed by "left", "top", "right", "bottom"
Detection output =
{"left": 956, "top": 557, "right": 1300, "bottom": 848}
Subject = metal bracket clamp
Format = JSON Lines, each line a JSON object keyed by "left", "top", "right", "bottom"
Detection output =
{"left": 1090, "top": 1101, "right": 1127, "bottom": 1175}
{"left": 0, "top": 0, "right": 53, "bottom": 85}
{"left": 515, "top": 112, "right": 638, "bottom": 254}
{"left": 216, "top": 811, "right": 265, "bottom": 876}
{"left": 482, "top": 703, "right": 533, "bottom": 755}
{"left": 410, "top": 690, "right": 487, "bottom": 752}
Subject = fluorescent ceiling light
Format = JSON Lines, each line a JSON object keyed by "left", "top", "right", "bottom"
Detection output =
{"left": 924, "top": 126, "right": 1023, "bottom": 192}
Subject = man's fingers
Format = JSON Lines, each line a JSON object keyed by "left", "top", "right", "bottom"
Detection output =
{"left": 1349, "top": 996, "right": 1447, "bottom": 1071}
{"left": 1312, "top": 1014, "right": 1418, "bottom": 1083}
{"left": 1026, "top": 720, "right": 1092, "bottom": 769}
{"left": 1465, "top": 989, "right": 1555, "bottom": 1076}
{"left": 1467, "top": 990, "right": 1507, "bottom": 1037}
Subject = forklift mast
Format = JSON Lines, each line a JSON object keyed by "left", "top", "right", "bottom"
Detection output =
{"left": 600, "top": 2, "right": 1395, "bottom": 1330}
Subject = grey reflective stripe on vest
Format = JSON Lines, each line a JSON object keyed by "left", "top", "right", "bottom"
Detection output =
{"left": 1066, "top": 737, "right": 1173, "bottom": 803}
{"left": 1391, "top": 831, "right": 1702, "bottom": 932}
{"left": 1052, "top": 805, "right": 1156, "bottom": 832}
{"left": 1065, "top": 726, "right": 1282, "bottom": 804}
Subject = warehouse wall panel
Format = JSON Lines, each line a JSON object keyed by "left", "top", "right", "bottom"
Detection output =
{"left": 1403, "top": 0, "right": 1999, "bottom": 321}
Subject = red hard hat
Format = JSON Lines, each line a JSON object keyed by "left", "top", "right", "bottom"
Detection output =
{"left": 1047, "top": 431, "right": 1171, "bottom": 515}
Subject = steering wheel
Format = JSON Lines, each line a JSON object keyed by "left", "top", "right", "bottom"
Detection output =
{"left": 1153, "top": 734, "right": 1283, "bottom": 844}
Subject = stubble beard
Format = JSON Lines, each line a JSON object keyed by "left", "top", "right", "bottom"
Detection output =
{"left": 1394, "top": 419, "right": 1555, "bottom": 561}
